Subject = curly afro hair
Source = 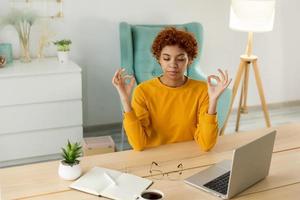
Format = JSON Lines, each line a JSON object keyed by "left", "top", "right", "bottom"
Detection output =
{"left": 151, "top": 27, "right": 198, "bottom": 63}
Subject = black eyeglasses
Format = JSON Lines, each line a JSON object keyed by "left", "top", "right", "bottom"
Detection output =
{"left": 149, "top": 161, "right": 184, "bottom": 181}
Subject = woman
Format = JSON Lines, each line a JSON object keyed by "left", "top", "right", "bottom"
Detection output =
{"left": 112, "top": 27, "right": 231, "bottom": 151}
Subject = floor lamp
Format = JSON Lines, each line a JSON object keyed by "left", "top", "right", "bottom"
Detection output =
{"left": 220, "top": 0, "right": 276, "bottom": 135}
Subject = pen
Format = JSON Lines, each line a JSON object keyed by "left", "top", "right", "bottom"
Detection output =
{"left": 104, "top": 172, "right": 118, "bottom": 186}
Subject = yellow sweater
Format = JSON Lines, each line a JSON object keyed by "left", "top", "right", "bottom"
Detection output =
{"left": 123, "top": 77, "right": 218, "bottom": 151}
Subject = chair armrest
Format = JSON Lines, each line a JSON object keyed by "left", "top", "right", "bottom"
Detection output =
{"left": 217, "top": 88, "right": 232, "bottom": 130}
{"left": 188, "top": 65, "right": 232, "bottom": 129}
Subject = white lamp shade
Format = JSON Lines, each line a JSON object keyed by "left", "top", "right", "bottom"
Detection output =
{"left": 230, "top": 0, "right": 275, "bottom": 32}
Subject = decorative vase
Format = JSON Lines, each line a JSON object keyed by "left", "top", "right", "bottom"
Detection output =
{"left": 19, "top": 36, "right": 31, "bottom": 63}
{"left": 58, "top": 161, "right": 82, "bottom": 181}
{"left": 57, "top": 51, "right": 69, "bottom": 64}
{"left": 2, "top": 9, "right": 37, "bottom": 63}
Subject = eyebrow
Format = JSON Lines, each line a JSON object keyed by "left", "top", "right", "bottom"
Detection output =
{"left": 162, "top": 53, "right": 185, "bottom": 57}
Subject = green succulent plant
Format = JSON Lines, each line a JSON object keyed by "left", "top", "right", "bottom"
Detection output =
{"left": 53, "top": 39, "right": 72, "bottom": 51}
{"left": 61, "top": 140, "right": 82, "bottom": 166}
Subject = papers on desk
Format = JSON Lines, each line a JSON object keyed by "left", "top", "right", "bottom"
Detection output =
{"left": 70, "top": 166, "right": 153, "bottom": 200}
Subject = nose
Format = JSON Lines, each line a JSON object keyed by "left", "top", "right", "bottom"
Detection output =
{"left": 169, "top": 59, "right": 178, "bottom": 68}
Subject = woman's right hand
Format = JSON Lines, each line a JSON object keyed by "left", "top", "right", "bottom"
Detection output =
{"left": 112, "top": 68, "right": 136, "bottom": 101}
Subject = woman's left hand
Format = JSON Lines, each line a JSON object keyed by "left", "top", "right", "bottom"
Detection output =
{"left": 207, "top": 69, "right": 232, "bottom": 101}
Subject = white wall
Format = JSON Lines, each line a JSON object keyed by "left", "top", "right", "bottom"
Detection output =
{"left": 0, "top": 0, "right": 299, "bottom": 127}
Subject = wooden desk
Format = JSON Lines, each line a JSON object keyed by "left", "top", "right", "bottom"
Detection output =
{"left": 1, "top": 123, "right": 300, "bottom": 200}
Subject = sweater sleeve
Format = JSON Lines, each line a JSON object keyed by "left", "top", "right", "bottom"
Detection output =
{"left": 123, "top": 86, "right": 151, "bottom": 151}
{"left": 193, "top": 87, "right": 219, "bottom": 152}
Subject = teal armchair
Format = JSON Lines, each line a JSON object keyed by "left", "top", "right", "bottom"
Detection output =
{"left": 119, "top": 22, "right": 231, "bottom": 149}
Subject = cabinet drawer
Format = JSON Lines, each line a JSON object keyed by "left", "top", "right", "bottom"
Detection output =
{"left": 0, "top": 100, "right": 82, "bottom": 135}
{"left": 0, "top": 126, "right": 83, "bottom": 162}
{"left": 0, "top": 73, "right": 82, "bottom": 106}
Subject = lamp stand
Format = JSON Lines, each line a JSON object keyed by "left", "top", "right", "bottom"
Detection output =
{"left": 220, "top": 32, "right": 271, "bottom": 135}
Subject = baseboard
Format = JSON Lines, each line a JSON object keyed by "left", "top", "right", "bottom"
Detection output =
{"left": 232, "top": 100, "right": 300, "bottom": 113}
{"left": 83, "top": 122, "right": 122, "bottom": 133}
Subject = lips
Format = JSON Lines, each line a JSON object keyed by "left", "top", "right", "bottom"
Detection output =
{"left": 167, "top": 71, "right": 178, "bottom": 75}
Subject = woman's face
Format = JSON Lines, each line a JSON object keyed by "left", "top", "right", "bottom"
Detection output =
{"left": 159, "top": 45, "right": 190, "bottom": 81}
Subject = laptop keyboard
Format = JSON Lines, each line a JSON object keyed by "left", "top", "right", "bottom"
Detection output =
{"left": 203, "top": 171, "right": 231, "bottom": 195}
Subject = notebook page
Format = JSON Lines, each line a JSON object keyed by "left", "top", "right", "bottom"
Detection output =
{"left": 101, "top": 173, "right": 153, "bottom": 200}
{"left": 70, "top": 167, "right": 122, "bottom": 195}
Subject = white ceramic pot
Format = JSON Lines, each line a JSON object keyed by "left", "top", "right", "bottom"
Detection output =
{"left": 57, "top": 51, "right": 69, "bottom": 64}
{"left": 58, "top": 161, "right": 82, "bottom": 181}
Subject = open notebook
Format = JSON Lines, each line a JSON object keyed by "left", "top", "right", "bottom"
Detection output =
{"left": 70, "top": 167, "right": 153, "bottom": 200}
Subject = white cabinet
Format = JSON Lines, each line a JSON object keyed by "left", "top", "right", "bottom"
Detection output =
{"left": 0, "top": 58, "right": 83, "bottom": 166}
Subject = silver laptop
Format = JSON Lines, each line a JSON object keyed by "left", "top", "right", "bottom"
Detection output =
{"left": 184, "top": 130, "right": 276, "bottom": 199}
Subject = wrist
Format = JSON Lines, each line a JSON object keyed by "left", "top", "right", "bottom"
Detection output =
{"left": 208, "top": 99, "right": 217, "bottom": 115}
{"left": 118, "top": 90, "right": 129, "bottom": 101}
{"left": 209, "top": 96, "right": 218, "bottom": 104}
{"left": 123, "top": 106, "right": 132, "bottom": 113}
{"left": 208, "top": 109, "right": 217, "bottom": 115}
{"left": 120, "top": 97, "right": 132, "bottom": 113}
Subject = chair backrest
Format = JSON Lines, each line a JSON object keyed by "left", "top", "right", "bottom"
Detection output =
{"left": 119, "top": 22, "right": 232, "bottom": 130}
{"left": 119, "top": 22, "right": 207, "bottom": 84}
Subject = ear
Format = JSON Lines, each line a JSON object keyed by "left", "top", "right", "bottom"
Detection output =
{"left": 187, "top": 58, "right": 193, "bottom": 66}
{"left": 156, "top": 57, "right": 161, "bottom": 65}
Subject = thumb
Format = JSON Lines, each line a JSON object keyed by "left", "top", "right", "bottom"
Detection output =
{"left": 129, "top": 76, "right": 136, "bottom": 88}
{"left": 207, "top": 76, "right": 213, "bottom": 87}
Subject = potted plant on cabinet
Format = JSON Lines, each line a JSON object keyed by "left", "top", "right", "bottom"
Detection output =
{"left": 58, "top": 140, "right": 82, "bottom": 180}
{"left": 53, "top": 39, "right": 72, "bottom": 64}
